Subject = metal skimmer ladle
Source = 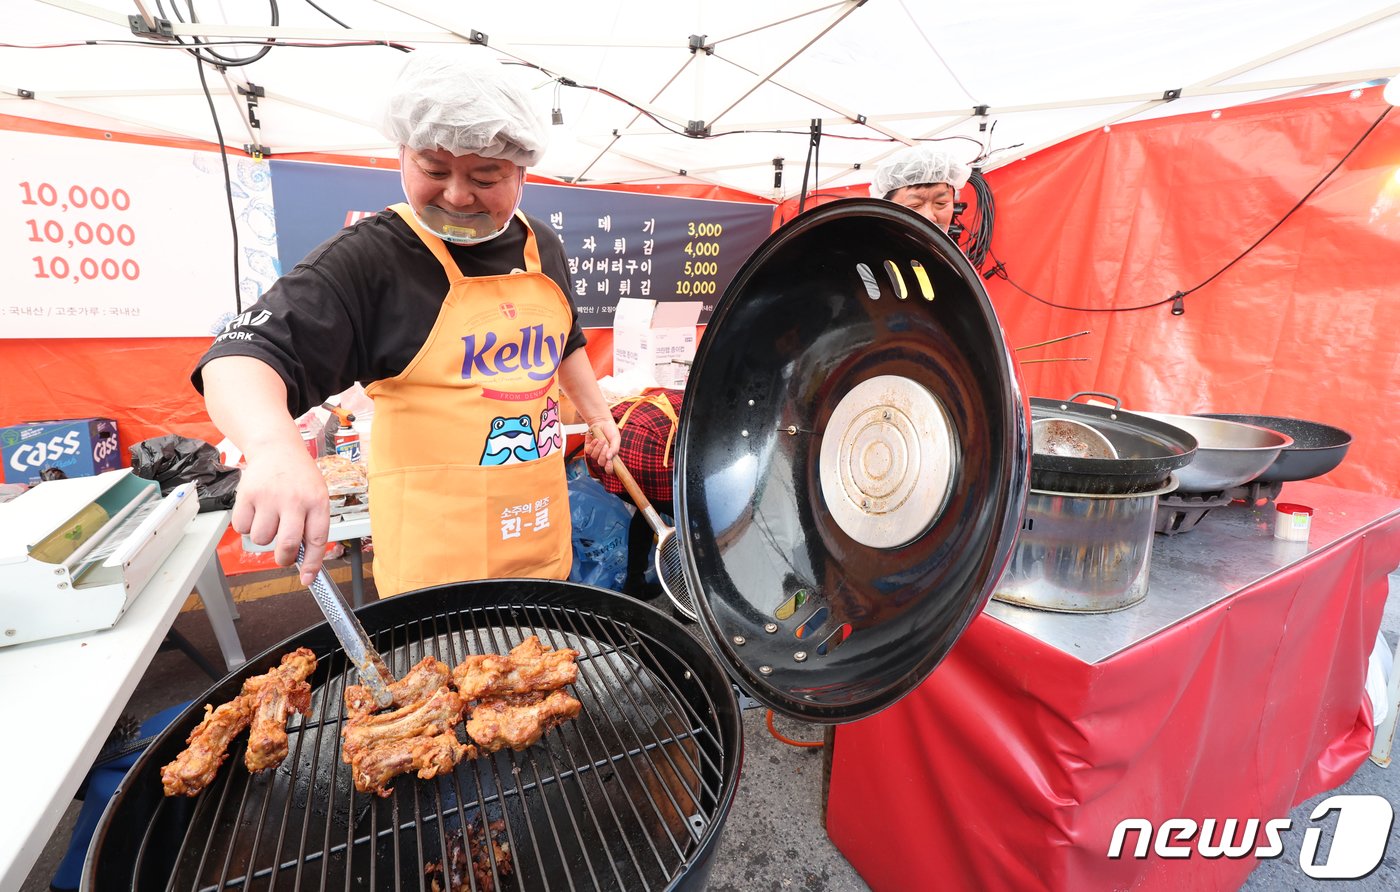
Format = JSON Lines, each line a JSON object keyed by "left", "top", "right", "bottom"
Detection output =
{"left": 1032, "top": 418, "right": 1119, "bottom": 460}
{"left": 610, "top": 457, "right": 699, "bottom": 622}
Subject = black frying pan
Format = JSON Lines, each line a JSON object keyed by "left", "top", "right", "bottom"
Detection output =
{"left": 1030, "top": 393, "right": 1198, "bottom": 494}
{"left": 1193, "top": 414, "right": 1351, "bottom": 482}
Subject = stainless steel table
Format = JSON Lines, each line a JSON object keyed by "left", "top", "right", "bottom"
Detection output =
{"left": 830, "top": 480, "right": 1400, "bottom": 892}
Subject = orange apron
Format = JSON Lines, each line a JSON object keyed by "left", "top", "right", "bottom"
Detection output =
{"left": 364, "top": 204, "right": 573, "bottom": 597}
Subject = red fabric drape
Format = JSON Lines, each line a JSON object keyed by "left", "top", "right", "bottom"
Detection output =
{"left": 976, "top": 88, "right": 1399, "bottom": 497}
{"left": 826, "top": 506, "right": 1400, "bottom": 892}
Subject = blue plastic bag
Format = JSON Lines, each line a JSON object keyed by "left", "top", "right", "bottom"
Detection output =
{"left": 566, "top": 459, "right": 631, "bottom": 591}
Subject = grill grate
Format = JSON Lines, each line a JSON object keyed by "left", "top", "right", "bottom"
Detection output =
{"left": 130, "top": 601, "right": 730, "bottom": 891}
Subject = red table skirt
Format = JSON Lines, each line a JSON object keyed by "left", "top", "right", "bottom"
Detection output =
{"left": 826, "top": 515, "right": 1400, "bottom": 892}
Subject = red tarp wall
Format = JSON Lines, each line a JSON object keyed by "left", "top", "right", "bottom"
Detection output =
{"left": 973, "top": 88, "right": 1399, "bottom": 497}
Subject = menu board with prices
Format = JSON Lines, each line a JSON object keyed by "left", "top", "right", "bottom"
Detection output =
{"left": 0, "top": 128, "right": 238, "bottom": 338}
{"left": 267, "top": 159, "right": 775, "bottom": 328}
{"left": 521, "top": 184, "right": 773, "bottom": 326}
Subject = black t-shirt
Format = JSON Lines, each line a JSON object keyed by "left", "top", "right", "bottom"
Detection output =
{"left": 192, "top": 210, "right": 587, "bottom": 416}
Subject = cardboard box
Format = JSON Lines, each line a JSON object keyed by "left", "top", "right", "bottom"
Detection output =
{"left": 0, "top": 418, "right": 121, "bottom": 485}
{"left": 613, "top": 298, "right": 702, "bottom": 389}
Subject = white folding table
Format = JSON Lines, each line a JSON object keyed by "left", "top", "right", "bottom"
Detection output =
{"left": 0, "top": 510, "right": 243, "bottom": 890}
{"left": 241, "top": 510, "right": 372, "bottom": 606}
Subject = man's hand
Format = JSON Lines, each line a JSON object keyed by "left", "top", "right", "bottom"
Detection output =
{"left": 200, "top": 355, "right": 332, "bottom": 587}
{"left": 232, "top": 441, "right": 331, "bottom": 585}
{"left": 585, "top": 416, "right": 621, "bottom": 474}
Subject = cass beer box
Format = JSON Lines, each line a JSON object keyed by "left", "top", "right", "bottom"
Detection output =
{"left": 612, "top": 298, "right": 702, "bottom": 389}
{"left": 0, "top": 417, "right": 122, "bottom": 485}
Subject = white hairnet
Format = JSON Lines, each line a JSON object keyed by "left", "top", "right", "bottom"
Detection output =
{"left": 381, "top": 48, "right": 548, "bottom": 166}
{"left": 870, "top": 145, "right": 973, "bottom": 197}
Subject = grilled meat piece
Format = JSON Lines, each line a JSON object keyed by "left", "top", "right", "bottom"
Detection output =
{"left": 345, "top": 655, "right": 452, "bottom": 719}
{"left": 350, "top": 732, "right": 475, "bottom": 797}
{"left": 451, "top": 636, "right": 579, "bottom": 701}
{"left": 245, "top": 676, "right": 313, "bottom": 772}
{"left": 243, "top": 647, "right": 317, "bottom": 696}
{"left": 342, "top": 686, "right": 465, "bottom": 762}
{"left": 161, "top": 648, "right": 319, "bottom": 796}
{"left": 342, "top": 685, "right": 469, "bottom": 795}
{"left": 465, "top": 689, "right": 582, "bottom": 753}
{"left": 245, "top": 648, "right": 318, "bottom": 772}
{"left": 160, "top": 696, "right": 255, "bottom": 797}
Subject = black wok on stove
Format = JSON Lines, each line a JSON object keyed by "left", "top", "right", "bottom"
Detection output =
{"left": 1028, "top": 395, "right": 1198, "bottom": 495}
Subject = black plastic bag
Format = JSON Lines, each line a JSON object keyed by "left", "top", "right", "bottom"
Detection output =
{"left": 129, "top": 435, "right": 241, "bottom": 513}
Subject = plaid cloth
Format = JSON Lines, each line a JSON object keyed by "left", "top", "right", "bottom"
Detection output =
{"left": 587, "top": 389, "right": 683, "bottom": 506}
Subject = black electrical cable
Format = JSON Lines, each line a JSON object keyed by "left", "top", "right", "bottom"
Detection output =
{"left": 192, "top": 54, "right": 242, "bottom": 314}
{"left": 301, "top": 0, "right": 351, "bottom": 29}
{"left": 158, "top": 0, "right": 278, "bottom": 67}
{"left": 961, "top": 169, "right": 994, "bottom": 269}
{"left": 1176, "top": 106, "right": 1391, "bottom": 301}
{"left": 0, "top": 38, "right": 414, "bottom": 50}
{"left": 986, "top": 105, "right": 1391, "bottom": 314}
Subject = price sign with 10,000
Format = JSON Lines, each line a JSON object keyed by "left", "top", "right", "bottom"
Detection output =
{"left": 1, "top": 127, "right": 239, "bottom": 338}
{"left": 21, "top": 181, "right": 141, "bottom": 285}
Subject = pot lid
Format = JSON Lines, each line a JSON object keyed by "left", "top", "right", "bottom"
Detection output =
{"left": 675, "top": 199, "right": 1030, "bottom": 723}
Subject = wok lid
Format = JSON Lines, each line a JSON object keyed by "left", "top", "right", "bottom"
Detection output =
{"left": 676, "top": 199, "right": 1029, "bottom": 723}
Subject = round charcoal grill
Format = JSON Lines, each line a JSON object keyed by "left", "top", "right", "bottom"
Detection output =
{"left": 86, "top": 581, "right": 741, "bottom": 891}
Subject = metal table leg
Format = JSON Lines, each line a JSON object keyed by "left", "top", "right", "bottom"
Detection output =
{"left": 194, "top": 552, "right": 246, "bottom": 671}
{"left": 163, "top": 627, "right": 221, "bottom": 680}
{"left": 346, "top": 538, "right": 366, "bottom": 608}
{"left": 1371, "top": 634, "right": 1399, "bottom": 767}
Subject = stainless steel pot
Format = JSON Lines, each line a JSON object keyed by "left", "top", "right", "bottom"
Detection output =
{"left": 993, "top": 477, "right": 1177, "bottom": 613}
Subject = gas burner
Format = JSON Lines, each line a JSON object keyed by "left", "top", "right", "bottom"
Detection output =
{"left": 1155, "top": 490, "right": 1235, "bottom": 536}
{"left": 1222, "top": 479, "right": 1285, "bottom": 505}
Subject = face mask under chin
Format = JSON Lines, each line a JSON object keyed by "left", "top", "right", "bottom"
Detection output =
{"left": 400, "top": 160, "right": 525, "bottom": 246}
{"left": 415, "top": 205, "right": 508, "bottom": 245}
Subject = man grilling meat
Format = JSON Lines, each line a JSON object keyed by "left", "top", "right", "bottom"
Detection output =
{"left": 194, "top": 47, "right": 621, "bottom": 597}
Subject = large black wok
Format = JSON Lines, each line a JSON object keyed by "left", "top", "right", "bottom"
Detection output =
{"left": 1194, "top": 413, "right": 1352, "bottom": 483}
{"left": 1029, "top": 395, "right": 1198, "bottom": 494}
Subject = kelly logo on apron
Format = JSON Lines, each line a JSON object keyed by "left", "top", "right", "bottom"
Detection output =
{"left": 365, "top": 205, "right": 575, "bottom": 596}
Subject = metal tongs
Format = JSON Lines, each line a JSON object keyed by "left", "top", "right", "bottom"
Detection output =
{"left": 297, "top": 544, "right": 395, "bottom": 708}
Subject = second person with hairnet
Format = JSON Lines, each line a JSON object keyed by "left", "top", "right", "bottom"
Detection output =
{"left": 195, "top": 48, "right": 622, "bottom": 598}
{"left": 870, "top": 144, "right": 973, "bottom": 233}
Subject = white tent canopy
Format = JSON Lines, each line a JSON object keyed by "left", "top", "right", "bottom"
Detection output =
{"left": 3, "top": 0, "right": 1399, "bottom": 200}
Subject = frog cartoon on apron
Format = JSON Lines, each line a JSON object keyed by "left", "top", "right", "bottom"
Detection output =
{"left": 365, "top": 204, "right": 574, "bottom": 597}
